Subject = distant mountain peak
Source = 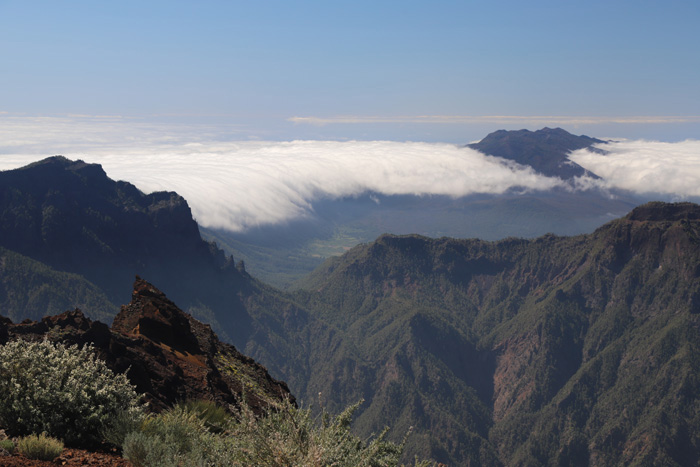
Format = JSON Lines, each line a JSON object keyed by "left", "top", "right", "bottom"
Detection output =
{"left": 468, "top": 127, "right": 604, "bottom": 179}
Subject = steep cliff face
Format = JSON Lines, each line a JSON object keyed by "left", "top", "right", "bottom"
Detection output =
{"left": 0, "top": 156, "right": 297, "bottom": 350}
{"left": 1, "top": 278, "right": 293, "bottom": 414}
{"left": 0, "top": 156, "right": 243, "bottom": 327}
{"left": 0, "top": 157, "right": 203, "bottom": 269}
{"left": 294, "top": 202, "right": 700, "bottom": 465}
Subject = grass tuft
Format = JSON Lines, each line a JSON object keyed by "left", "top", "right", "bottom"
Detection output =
{"left": 16, "top": 433, "right": 64, "bottom": 461}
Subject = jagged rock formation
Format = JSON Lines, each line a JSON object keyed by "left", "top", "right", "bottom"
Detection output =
{"left": 0, "top": 277, "right": 293, "bottom": 414}
{"left": 468, "top": 127, "right": 604, "bottom": 179}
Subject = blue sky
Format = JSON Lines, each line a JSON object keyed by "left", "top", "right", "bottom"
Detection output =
{"left": 1, "top": 0, "right": 699, "bottom": 142}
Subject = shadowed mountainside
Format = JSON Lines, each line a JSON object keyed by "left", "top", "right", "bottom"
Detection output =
{"left": 0, "top": 156, "right": 210, "bottom": 298}
{"left": 0, "top": 246, "right": 117, "bottom": 323}
{"left": 0, "top": 156, "right": 242, "bottom": 331}
{"left": 0, "top": 156, "right": 314, "bottom": 354}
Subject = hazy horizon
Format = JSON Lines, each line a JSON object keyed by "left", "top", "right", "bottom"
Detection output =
{"left": 1, "top": 1, "right": 698, "bottom": 142}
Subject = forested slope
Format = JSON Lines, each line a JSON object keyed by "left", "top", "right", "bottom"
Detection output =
{"left": 291, "top": 202, "right": 700, "bottom": 465}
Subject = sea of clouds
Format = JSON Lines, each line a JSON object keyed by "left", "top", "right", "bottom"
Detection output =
{"left": 569, "top": 140, "right": 700, "bottom": 199}
{"left": 0, "top": 116, "right": 698, "bottom": 231}
{"left": 0, "top": 139, "right": 564, "bottom": 230}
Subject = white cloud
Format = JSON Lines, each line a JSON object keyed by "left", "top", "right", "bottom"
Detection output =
{"left": 8, "top": 140, "right": 565, "bottom": 230}
{"left": 0, "top": 121, "right": 564, "bottom": 230}
{"left": 2, "top": 114, "right": 699, "bottom": 232}
{"left": 570, "top": 140, "right": 700, "bottom": 198}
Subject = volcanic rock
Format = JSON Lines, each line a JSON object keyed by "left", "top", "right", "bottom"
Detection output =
{"left": 2, "top": 277, "right": 293, "bottom": 414}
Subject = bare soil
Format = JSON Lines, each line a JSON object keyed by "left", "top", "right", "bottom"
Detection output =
{"left": 0, "top": 448, "right": 132, "bottom": 466}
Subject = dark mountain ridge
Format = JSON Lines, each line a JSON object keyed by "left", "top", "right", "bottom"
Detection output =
{"left": 468, "top": 127, "right": 604, "bottom": 179}
{"left": 0, "top": 156, "right": 229, "bottom": 302}
{"left": 1, "top": 156, "right": 202, "bottom": 258}
{"left": 0, "top": 156, "right": 316, "bottom": 396}
{"left": 0, "top": 156, "right": 311, "bottom": 349}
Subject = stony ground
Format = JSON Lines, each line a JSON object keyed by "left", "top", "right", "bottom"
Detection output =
{"left": 0, "top": 448, "right": 132, "bottom": 466}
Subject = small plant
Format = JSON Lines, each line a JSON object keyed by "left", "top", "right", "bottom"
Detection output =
{"left": 16, "top": 433, "right": 64, "bottom": 461}
{"left": 122, "top": 407, "right": 210, "bottom": 467}
{"left": 227, "top": 398, "right": 407, "bottom": 466}
{"left": 0, "top": 439, "right": 15, "bottom": 453}
{"left": 123, "top": 431, "right": 177, "bottom": 467}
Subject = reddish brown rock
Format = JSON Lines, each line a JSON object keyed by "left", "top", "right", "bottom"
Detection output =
{"left": 3, "top": 277, "right": 293, "bottom": 415}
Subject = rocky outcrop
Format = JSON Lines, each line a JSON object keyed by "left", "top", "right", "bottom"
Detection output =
{"left": 1, "top": 277, "right": 293, "bottom": 414}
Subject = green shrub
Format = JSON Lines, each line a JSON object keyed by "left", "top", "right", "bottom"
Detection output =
{"left": 121, "top": 398, "right": 431, "bottom": 467}
{"left": 123, "top": 431, "right": 176, "bottom": 467}
{"left": 123, "top": 407, "right": 211, "bottom": 467}
{"left": 0, "top": 439, "right": 15, "bottom": 453}
{"left": 16, "top": 433, "right": 64, "bottom": 461}
{"left": 0, "top": 339, "right": 143, "bottom": 447}
{"left": 177, "top": 399, "right": 232, "bottom": 434}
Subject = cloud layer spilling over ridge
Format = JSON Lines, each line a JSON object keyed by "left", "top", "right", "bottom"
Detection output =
{"left": 0, "top": 141, "right": 564, "bottom": 231}
{"left": 1, "top": 124, "right": 699, "bottom": 231}
{"left": 570, "top": 139, "right": 700, "bottom": 198}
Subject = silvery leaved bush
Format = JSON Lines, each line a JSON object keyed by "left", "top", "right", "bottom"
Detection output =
{"left": 121, "top": 399, "right": 425, "bottom": 467}
{"left": 0, "top": 339, "right": 143, "bottom": 447}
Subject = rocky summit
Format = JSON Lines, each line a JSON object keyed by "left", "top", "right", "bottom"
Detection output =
{"left": 468, "top": 127, "right": 604, "bottom": 179}
{"left": 0, "top": 277, "right": 293, "bottom": 414}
